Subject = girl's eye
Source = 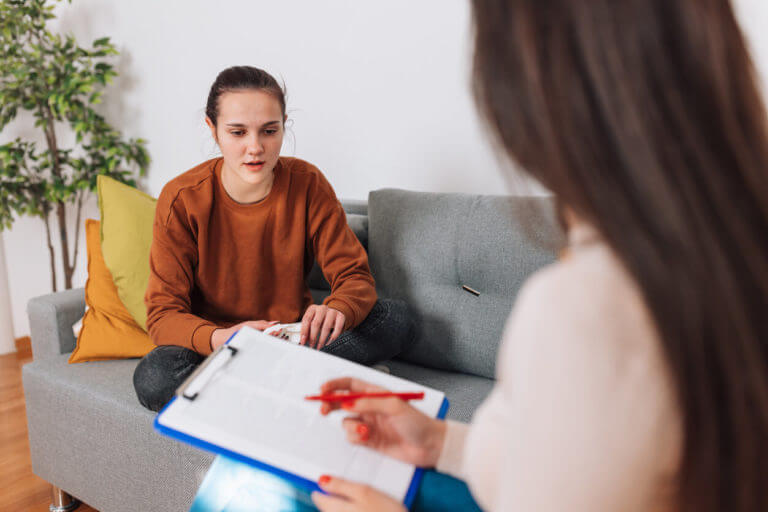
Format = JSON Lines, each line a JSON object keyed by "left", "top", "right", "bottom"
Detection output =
{"left": 264, "top": 129, "right": 277, "bottom": 135}
{"left": 231, "top": 130, "right": 244, "bottom": 136}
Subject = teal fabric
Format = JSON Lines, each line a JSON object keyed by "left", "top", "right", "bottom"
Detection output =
{"left": 411, "top": 470, "right": 483, "bottom": 512}
{"left": 190, "top": 456, "right": 483, "bottom": 511}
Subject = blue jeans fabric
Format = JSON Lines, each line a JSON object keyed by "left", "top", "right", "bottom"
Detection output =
{"left": 189, "top": 455, "right": 483, "bottom": 512}
{"left": 133, "top": 299, "right": 414, "bottom": 412}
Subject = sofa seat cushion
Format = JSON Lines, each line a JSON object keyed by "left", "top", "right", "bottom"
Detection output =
{"left": 23, "top": 354, "right": 213, "bottom": 512}
{"left": 386, "top": 360, "right": 494, "bottom": 423}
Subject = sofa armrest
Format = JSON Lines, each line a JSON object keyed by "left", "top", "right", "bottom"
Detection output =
{"left": 26, "top": 288, "right": 85, "bottom": 360}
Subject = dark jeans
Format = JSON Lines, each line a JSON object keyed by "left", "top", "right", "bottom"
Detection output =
{"left": 133, "top": 299, "right": 414, "bottom": 412}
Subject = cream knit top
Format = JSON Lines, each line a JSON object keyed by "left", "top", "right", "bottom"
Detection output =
{"left": 436, "top": 223, "right": 682, "bottom": 511}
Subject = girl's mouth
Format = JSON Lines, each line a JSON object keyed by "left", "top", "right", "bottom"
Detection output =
{"left": 244, "top": 161, "right": 265, "bottom": 170}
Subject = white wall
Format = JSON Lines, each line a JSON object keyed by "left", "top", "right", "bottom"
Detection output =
{"left": 1, "top": 0, "right": 767, "bottom": 340}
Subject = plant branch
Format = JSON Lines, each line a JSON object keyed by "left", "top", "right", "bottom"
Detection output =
{"left": 71, "top": 189, "right": 83, "bottom": 271}
{"left": 42, "top": 208, "right": 57, "bottom": 292}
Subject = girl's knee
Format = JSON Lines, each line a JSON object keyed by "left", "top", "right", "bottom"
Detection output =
{"left": 133, "top": 345, "right": 201, "bottom": 412}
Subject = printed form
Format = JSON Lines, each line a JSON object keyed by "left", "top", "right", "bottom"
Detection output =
{"left": 157, "top": 326, "right": 446, "bottom": 501}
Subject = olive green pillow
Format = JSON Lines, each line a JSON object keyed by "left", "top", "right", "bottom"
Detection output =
{"left": 97, "top": 175, "right": 157, "bottom": 331}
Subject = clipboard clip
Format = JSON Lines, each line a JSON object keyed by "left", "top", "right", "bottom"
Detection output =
{"left": 177, "top": 344, "right": 239, "bottom": 401}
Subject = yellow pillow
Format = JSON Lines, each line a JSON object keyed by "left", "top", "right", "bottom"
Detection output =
{"left": 69, "top": 220, "right": 156, "bottom": 363}
{"left": 97, "top": 175, "right": 157, "bottom": 330}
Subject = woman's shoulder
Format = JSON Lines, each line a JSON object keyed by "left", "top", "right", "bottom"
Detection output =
{"left": 280, "top": 156, "right": 327, "bottom": 183}
{"left": 157, "top": 158, "right": 219, "bottom": 205}
{"left": 162, "top": 157, "right": 219, "bottom": 195}
{"left": 508, "top": 240, "right": 660, "bottom": 361}
{"left": 279, "top": 156, "right": 336, "bottom": 197}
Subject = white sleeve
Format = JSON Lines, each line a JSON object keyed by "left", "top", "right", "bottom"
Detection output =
{"left": 464, "top": 265, "right": 679, "bottom": 511}
{"left": 435, "top": 420, "right": 470, "bottom": 478}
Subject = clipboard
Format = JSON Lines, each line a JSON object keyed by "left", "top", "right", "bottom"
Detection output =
{"left": 154, "top": 326, "right": 449, "bottom": 508}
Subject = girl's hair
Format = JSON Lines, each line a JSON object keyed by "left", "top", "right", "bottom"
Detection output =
{"left": 205, "top": 66, "right": 286, "bottom": 126}
{"left": 470, "top": 0, "right": 768, "bottom": 511}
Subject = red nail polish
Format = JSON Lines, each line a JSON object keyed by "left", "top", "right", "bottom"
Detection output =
{"left": 318, "top": 475, "right": 331, "bottom": 486}
{"left": 356, "top": 423, "right": 369, "bottom": 440}
{"left": 341, "top": 401, "right": 355, "bottom": 410}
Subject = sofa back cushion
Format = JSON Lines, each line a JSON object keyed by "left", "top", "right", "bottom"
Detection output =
{"left": 368, "top": 189, "right": 563, "bottom": 379}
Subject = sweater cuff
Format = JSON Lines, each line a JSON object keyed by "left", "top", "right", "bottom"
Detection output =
{"left": 191, "top": 323, "right": 218, "bottom": 356}
{"left": 323, "top": 298, "right": 356, "bottom": 330}
{"left": 436, "top": 420, "right": 470, "bottom": 479}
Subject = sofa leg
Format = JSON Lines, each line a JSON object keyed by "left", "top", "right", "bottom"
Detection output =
{"left": 50, "top": 485, "right": 80, "bottom": 512}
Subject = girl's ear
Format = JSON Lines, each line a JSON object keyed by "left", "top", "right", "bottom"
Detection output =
{"left": 205, "top": 116, "right": 218, "bottom": 143}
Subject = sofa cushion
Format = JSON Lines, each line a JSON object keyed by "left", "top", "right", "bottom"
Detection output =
{"left": 98, "top": 175, "right": 157, "bottom": 331}
{"left": 69, "top": 220, "right": 155, "bottom": 363}
{"left": 23, "top": 354, "right": 213, "bottom": 512}
{"left": 368, "top": 189, "right": 562, "bottom": 379}
{"left": 386, "top": 360, "right": 494, "bottom": 422}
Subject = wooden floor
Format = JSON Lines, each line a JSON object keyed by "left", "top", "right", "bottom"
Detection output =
{"left": 0, "top": 338, "right": 98, "bottom": 512}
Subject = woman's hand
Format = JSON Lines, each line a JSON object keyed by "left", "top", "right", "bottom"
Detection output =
{"left": 312, "top": 478, "right": 405, "bottom": 511}
{"left": 210, "top": 320, "right": 279, "bottom": 350}
{"left": 312, "top": 475, "right": 406, "bottom": 512}
{"left": 319, "top": 377, "right": 446, "bottom": 468}
{"left": 301, "top": 305, "right": 346, "bottom": 349}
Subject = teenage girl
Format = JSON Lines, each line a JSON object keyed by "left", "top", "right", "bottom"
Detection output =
{"left": 133, "top": 66, "right": 413, "bottom": 412}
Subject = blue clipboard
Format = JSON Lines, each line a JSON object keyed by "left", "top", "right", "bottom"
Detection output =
{"left": 155, "top": 396, "right": 449, "bottom": 509}
{"left": 153, "top": 329, "right": 450, "bottom": 509}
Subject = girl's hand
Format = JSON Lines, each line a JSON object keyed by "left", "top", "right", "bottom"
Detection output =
{"left": 210, "top": 320, "right": 279, "bottom": 350}
{"left": 301, "top": 305, "right": 346, "bottom": 349}
{"left": 312, "top": 475, "right": 406, "bottom": 512}
{"left": 318, "top": 377, "right": 446, "bottom": 468}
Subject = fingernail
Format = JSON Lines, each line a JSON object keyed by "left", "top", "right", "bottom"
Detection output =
{"left": 341, "top": 401, "right": 355, "bottom": 410}
{"left": 356, "top": 423, "right": 369, "bottom": 440}
{"left": 318, "top": 475, "right": 331, "bottom": 486}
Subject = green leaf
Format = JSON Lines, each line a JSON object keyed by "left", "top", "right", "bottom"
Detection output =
{"left": 0, "top": 3, "right": 150, "bottom": 231}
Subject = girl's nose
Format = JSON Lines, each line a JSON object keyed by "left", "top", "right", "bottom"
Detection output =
{"left": 247, "top": 136, "right": 264, "bottom": 154}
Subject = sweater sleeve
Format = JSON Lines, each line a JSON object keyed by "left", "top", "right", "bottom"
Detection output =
{"left": 144, "top": 189, "right": 218, "bottom": 356}
{"left": 307, "top": 174, "right": 377, "bottom": 330}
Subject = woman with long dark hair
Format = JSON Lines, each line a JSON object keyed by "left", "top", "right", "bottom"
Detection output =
{"left": 311, "top": 1, "right": 768, "bottom": 511}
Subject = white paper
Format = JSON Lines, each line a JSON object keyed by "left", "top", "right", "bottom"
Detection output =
{"left": 157, "top": 326, "right": 446, "bottom": 502}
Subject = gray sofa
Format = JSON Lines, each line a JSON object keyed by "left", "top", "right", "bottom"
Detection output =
{"left": 23, "top": 189, "right": 561, "bottom": 512}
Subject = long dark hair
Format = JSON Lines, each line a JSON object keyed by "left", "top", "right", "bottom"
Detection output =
{"left": 470, "top": 0, "right": 768, "bottom": 510}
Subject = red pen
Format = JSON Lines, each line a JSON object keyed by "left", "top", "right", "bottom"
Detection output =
{"left": 304, "top": 391, "right": 425, "bottom": 402}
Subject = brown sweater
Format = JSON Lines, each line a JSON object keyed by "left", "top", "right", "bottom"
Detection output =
{"left": 144, "top": 156, "right": 377, "bottom": 355}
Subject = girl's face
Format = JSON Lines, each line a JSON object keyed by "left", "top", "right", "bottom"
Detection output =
{"left": 206, "top": 89, "right": 285, "bottom": 192}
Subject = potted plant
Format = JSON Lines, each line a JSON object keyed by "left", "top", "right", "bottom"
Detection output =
{"left": 0, "top": 0, "right": 149, "bottom": 291}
